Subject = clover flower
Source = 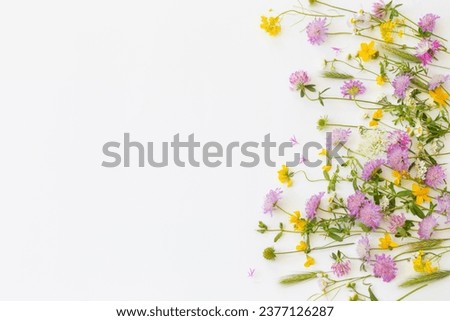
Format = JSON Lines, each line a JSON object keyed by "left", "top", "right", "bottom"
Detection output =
{"left": 416, "top": 38, "right": 441, "bottom": 66}
{"left": 331, "top": 260, "right": 351, "bottom": 278}
{"left": 372, "top": 1, "right": 386, "bottom": 19}
{"left": 306, "top": 18, "right": 328, "bottom": 45}
{"left": 289, "top": 70, "right": 311, "bottom": 90}
{"left": 356, "top": 236, "right": 371, "bottom": 263}
{"left": 388, "top": 213, "right": 406, "bottom": 233}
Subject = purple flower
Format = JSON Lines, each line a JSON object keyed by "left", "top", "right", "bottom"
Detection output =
{"left": 418, "top": 215, "right": 438, "bottom": 240}
{"left": 305, "top": 192, "right": 325, "bottom": 219}
{"left": 372, "top": 254, "right": 397, "bottom": 282}
{"left": 416, "top": 38, "right": 441, "bottom": 66}
{"left": 331, "top": 260, "right": 351, "bottom": 277}
{"left": 437, "top": 194, "right": 450, "bottom": 218}
{"left": 418, "top": 13, "right": 440, "bottom": 33}
{"left": 361, "top": 159, "right": 386, "bottom": 181}
{"left": 425, "top": 164, "right": 446, "bottom": 188}
{"left": 356, "top": 236, "right": 371, "bottom": 262}
{"left": 332, "top": 128, "right": 351, "bottom": 146}
{"left": 306, "top": 18, "right": 328, "bottom": 45}
{"left": 358, "top": 201, "right": 383, "bottom": 230}
{"left": 388, "top": 213, "right": 406, "bottom": 233}
{"left": 340, "top": 80, "right": 366, "bottom": 99}
{"left": 387, "top": 145, "right": 410, "bottom": 172}
{"left": 347, "top": 191, "right": 367, "bottom": 217}
{"left": 387, "top": 130, "right": 411, "bottom": 150}
{"left": 429, "top": 74, "right": 449, "bottom": 90}
{"left": 392, "top": 74, "right": 412, "bottom": 98}
{"left": 372, "top": 1, "right": 386, "bottom": 19}
{"left": 289, "top": 70, "right": 311, "bottom": 90}
{"left": 263, "top": 188, "right": 283, "bottom": 215}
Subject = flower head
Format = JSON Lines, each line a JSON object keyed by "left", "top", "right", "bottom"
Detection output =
{"left": 304, "top": 255, "right": 315, "bottom": 267}
{"left": 358, "top": 200, "right": 383, "bottom": 230}
{"left": 332, "top": 128, "right": 351, "bottom": 146}
{"left": 412, "top": 184, "right": 431, "bottom": 205}
{"left": 347, "top": 191, "right": 367, "bottom": 217}
{"left": 278, "top": 165, "right": 293, "bottom": 187}
{"left": 361, "top": 159, "right": 386, "bottom": 181}
{"left": 429, "top": 74, "right": 449, "bottom": 91}
{"left": 379, "top": 233, "right": 398, "bottom": 249}
{"left": 369, "top": 109, "right": 383, "bottom": 127}
{"left": 416, "top": 38, "right": 440, "bottom": 66}
{"left": 358, "top": 41, "right": 378, "bottom": 62}
{"left": 260, "top": 16, "right": 281, "bottom": 36}
{"left": 392, "top": 74, "right": 412, "bottom": 98}
{"left": 356, "top": 236, "right": 371, "bottom": 262}
{"left": 387, "top": 130, "right": 411, "bottom": 150}
{"left": 306, "top": 18, "right": 328, "bottom": 45}
{"left": 350, "top": 10, "right": 371, "bottom": 28}
{"left": 418, "top": 13, "right": 440, "bottom": 33}
{"left": 373, "top": 254, "right": 397, "bottom": 282}
{"left": 341, "top": 80, "right": 366, "bottom": 98}
{"left": 289, "top": 70, "right": 311, "bottom": 90}
{"left": 380, "top": 20, "right": 397, "bottom": 43}
{"left": 263, "top": 188, "right": 283, "bottom": 215}
{"left": 387, "top": 145, "right": 410, "bottom": 172}
{"left": 425, "top": 164, "right": 446, "bottom": 188}
{"left": 413, "top": 251, "right": 438, "bottom": 273}
{"left": 437, "top": 194, "right": 450, "bottom": 221}
{"left": 296, "top": 240, "right": 307, "bottom": 252}
{"left": 372, "top": 1, "right": 386, "bottom": 19}
{"left": 429, "top": 86, "right": 449, "bottom": 107}
{"left": 290, "top": 210, "right": 307, "bottom": 231}
{"left": 418, "top": 215, "right": 438, "bottom": 240}
{"left": 305, "top": 192, "right": 325, "bottom": 219}
{"left": 331, "top": 260, "right": 351, "bottom": 277}
{"left": 392, "top": 170, "right": 407, "bottom": 186}
{"left": 388, "top": 213, "right": 406, "bottom": 233}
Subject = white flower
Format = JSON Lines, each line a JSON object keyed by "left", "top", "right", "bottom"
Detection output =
{"left": 318, "top": 278, "right": 328, "bottom": 292}
{"left": 380, "top": 196, "right": 389, "bottom": 211}
{"left": 412, "top": 160, "right": 427, "bottom": 180}
{"left": 357, "top": 129, "right": 387, "bottom": 158}
{"left": 350, "top": 10, "right": 371, "bottom": 28}
{"left": 414, "top": 124, "right": 423, "bottom": 137}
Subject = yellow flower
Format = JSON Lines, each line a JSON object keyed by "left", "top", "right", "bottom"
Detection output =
{"left": 260, "top": 16, "right": 281, "bottom": 36}
{"left": 278, "top": 165, "right": 293, "bottom": 187}
{"left": 412, "top": 183, "right": 431, "bottom": 205}
{"left": 290, "top": 211, "right": 307, "bottom": 232}
{"left": 380, "top": 20, "right": 396, "bottom": 43}
{"left": 322, "top": 164, "right": 332, "bottom": 172}
{"left": 397, "top": 29, "right": 404, "bottom": 38}
{"left": 376, "top": 75, "right": 386, "bottom": 86}
{"left": 296, "top": 240, "right": 307, "bottom": 252}
{"left": 429, "top": 86, "right": 449, "bottom": 107}
{"left": 304, "top": 255, "right": 315, "bottom": 268}
{"left": 379, "top": 233, "right": 398, "bottom": 250}
{"left": 319, "top": 148, "right": 327, "bottom": 156}
{"left": 358, "top": 41, "right": 378, "bottom": 62}
{"left": 413, "top": 251, "right": 439, "bottom": 273}
{"left": 423, "top": 260, "right": 438, "bottom": 273}
{"left": 413, "top": 251, "right": 424, "bottom": 272}
{"left": 369, "top": 109, "right": 383, "bottom": 127}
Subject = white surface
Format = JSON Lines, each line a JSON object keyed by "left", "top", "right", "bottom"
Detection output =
{"left": 0, "top": 0, "right": 449, "bottom": 300}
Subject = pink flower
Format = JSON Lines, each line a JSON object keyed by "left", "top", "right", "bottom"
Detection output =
{"left": 332, "top": 128, "right": 351, "bottom": 146}
{"left": 340, "top": 80, "right": 366, "bottom": 99}
{"left": 289, "top": 70, "right": 311, "bottom": 90}
{"left": 392, "top": 74, "right": 412, "bottom": 98}
{"left": 418, "top": 215, "right": 438, "bottom": 240}
{"left": 416, "top": 38, "right": 441, "bottom": 66}
{"left": 358, "top": 201, "right": 383, "bottom": 230}
{"left": 388, "top": 213, "right": 406, "bottom": 233}
{"left": 356, "top": 236, "right": 371, "bottom": 263}
{"left": 372, "top": 254, "right": 397, "bottom": 282}
{"left": 347, "top": 191, "right": 367, "bottom": 217}
{"left": 331, "top": 260, "right": 351, "bottom": 277}
{"left": 305, "top": 192, "right": 325, "bottom": 219}
{"left": 372, "top": 1, "right": 386, "bottom": 19}
{"left": 306, "top": 18, "right": 328, "bottom": 45}
{"left": 361, "top": 159, "right": 386, "bottom": 181}
{"left": 425, "top": 164, "right": 446, "bottom": 189}
{"left": 418, "top": 13, "right": 440, "bottom": 33}
{"left": 263, "top": 188, "right": 283, "bottom": 215}
{"left": 429, "top": 74, "right": 449, "bottom": 90}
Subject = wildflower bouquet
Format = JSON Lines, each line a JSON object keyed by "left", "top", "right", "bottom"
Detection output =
{"left": 259, "top": 0, "right": 450, "bottom": 300}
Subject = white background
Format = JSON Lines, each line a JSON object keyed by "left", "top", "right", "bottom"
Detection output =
{"left": 0, "top": 0, "right": 449, "bottom": 300}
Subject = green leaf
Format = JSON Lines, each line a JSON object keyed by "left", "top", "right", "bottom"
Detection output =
{"left": 396, "top": 190, "right": 412, "bottom": 197}
{"left": 410, "top": 203, "right": 425, "bottom": 219}
{"left": 274, "top": 231, "right": 283, "bottom": 243}
{"left": 368, "top": 287, "right": 379, "bottom": 301}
